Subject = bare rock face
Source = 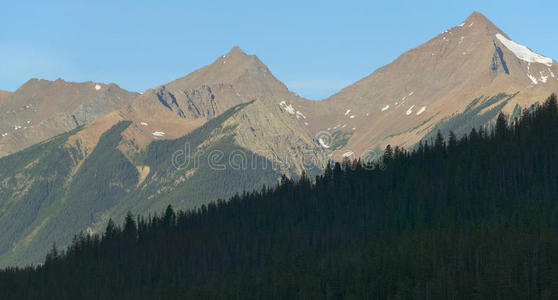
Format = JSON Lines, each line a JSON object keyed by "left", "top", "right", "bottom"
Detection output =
{"left": 133, "top": 46, "right": 298, "bottom": 121}
{"left": 223, "top": 99, "right": 327, "bottom": 177}
{"left": 0, "top": 79, "right": 138, "bottom": 157}
{"left": 132, "top": 45, "right": 327, "bottom": 175}
{"left": 110, "top": 46, "right": 313, "bottom": 160}
{"left": 292, "top": 12, "right": 558, "bottom": 158}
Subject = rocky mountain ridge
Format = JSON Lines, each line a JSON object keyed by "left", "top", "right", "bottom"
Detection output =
{"left": 0, "top": 79, "right": 139, "bottom": 157}
{"left": 1, "top": 11, "right": 557, "bottom": 267}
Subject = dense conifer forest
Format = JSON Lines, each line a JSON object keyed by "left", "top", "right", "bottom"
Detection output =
{"left": 2, "top": 95, "right": 558, "bottom": 299}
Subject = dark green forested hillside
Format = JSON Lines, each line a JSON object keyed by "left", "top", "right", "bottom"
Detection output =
{"left": 0, "top": 102, "right": 281, "bottom": 267}
{"left": 0, "top": 127, "right": 84, "bottom": 266}
{"left": 3, "top": 95, "right": 558, "bottom": 299}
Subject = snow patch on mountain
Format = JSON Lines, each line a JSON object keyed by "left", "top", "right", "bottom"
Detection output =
{"left": 495, "top": 34, "right": 553, "bottom": 67}
{"left": 152, "top": 131, "right": 165, "bottom": 137}
{"left": 345, "top": 109, "right": 351, "bottom": 116}
{"left": 401, "top": 91, "right": 414, "bottom": 103}
{"left": 342, "top": 151, "right": 354, "bottom": 157}
{"left": 318, "top": 138, "right": 330, "bottom": 149}
{"left": 406, "top": 105, "right": 415, "bottom": 116}
{"left": 540, "top": 72, "right": 548, "bottom": 83}
{"left": 95, "top": 84, "right": 101, "bottom": 90}
{"left": 279, "top": 101, "right": 295, "bottom": 115}
{"left": 381, "top": 105, "right": 390, "bottom": 112}
{"left": 416, "top": 106, "right": 426, "bottom": 115}
{"left": 296, "top": 111, "right": 306, "bottom": 119}
{"left": 527, "top": 73, "right": 538, "bottom": 85}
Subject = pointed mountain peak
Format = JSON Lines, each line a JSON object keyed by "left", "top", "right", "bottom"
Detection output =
{"left": 154, "top": 44, "right": 288, "bottom": 101}
{"left": 204, "top": 46, "right": 271, "bottom": 79}
{"left": 462, "top": 11, "right": 500, "bottom": 32}
{"left": 465, "top": 11, "right": 489, "bottom": 23}
{"left": 226, "top": 45, "right": 247, "bottom": 57}
{"left": 216, "top": 46, "right": 258, "bottom": 66}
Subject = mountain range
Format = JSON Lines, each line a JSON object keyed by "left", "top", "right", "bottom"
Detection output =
{"left": 0, "top": 79, "right": 138, "bottom": 157}
{"left": 0, "top": 11, "right": 557, "bottom": 266}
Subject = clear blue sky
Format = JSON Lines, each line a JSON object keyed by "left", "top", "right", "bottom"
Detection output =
{"left": 1, "top": 0, "right": 557, "bottom": 99}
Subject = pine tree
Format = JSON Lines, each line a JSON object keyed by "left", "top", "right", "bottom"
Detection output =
{"left": 495, "top": 112, "right": 507, "bottom": 139}
{"left": 163, "top": 205, "right": 175, "bottom": 229}
{"left": 123, "top": 211, "right": 137, "bottom": 243}
{"left": 104, "top": 218, "right": 117, "bottom": 240}
{"left": 383, "top": 145, "right": 393, "bottom": 163}
{"left": 44, "top": 242, "right": 59, "bottom": 265}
